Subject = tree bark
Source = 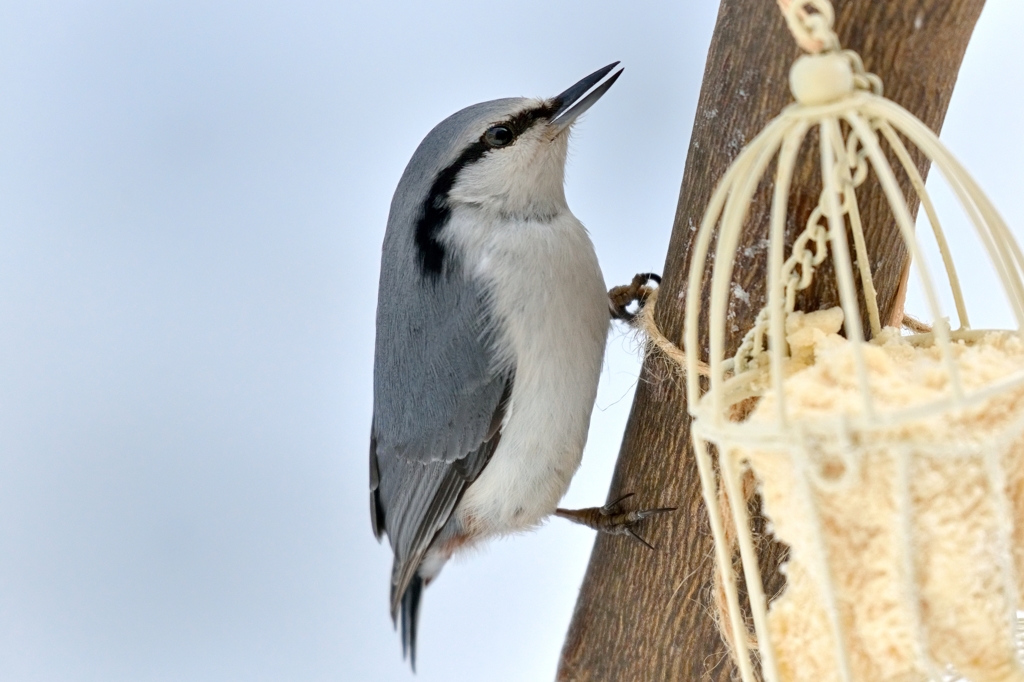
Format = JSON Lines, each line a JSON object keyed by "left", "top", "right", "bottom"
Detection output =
{"left": 558, "top": 1, "right": 987, "bottom": 680}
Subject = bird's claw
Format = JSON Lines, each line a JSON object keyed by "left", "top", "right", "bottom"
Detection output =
{"left": 556, "top": 492, "right": 676, "bottom": 550}
{"left": 608, "top": 273, "right": 661, "bottom": 323}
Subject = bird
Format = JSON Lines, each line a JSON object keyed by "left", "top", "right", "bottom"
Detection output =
{"left": 370, "top": 62, "right": 672, "bottom": 668}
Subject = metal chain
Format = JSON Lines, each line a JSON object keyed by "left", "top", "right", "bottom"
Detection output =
{"left": 779, "top": 0, "right": 883, "bottom": 94}
{"left": 733, "top": 127, "right": 871, "bottom": 372}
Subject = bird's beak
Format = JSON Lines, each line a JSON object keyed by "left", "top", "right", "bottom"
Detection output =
{"left": 549, "top": 62, "right": 623, "bottom": 135}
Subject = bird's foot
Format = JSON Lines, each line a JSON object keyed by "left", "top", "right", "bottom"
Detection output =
{"left": 555, "top": 493, "right": 675, "bottom": 550}
{"left": 608, "top": 273, "right": 661, "bottom": 323}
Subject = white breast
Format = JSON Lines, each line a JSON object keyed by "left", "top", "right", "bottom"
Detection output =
{"left": 444, "top": 206, "right": 609, "bottom": 538}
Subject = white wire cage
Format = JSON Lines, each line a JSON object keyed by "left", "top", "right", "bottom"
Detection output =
{"left": 681, "top": 2, "right": 1024, "bottom": 681}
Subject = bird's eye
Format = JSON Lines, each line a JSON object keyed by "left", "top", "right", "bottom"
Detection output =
{"left": 483, "top": 126, "right": 515, "bottom": 148}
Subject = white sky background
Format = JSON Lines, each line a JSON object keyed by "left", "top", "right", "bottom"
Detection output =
{"left": 1, "top": 2, "right": 1022, "bottom": 681}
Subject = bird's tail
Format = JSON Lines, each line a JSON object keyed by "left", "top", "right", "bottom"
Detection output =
{"left": 400, "top": 573, "right": 424, "bottom": 671}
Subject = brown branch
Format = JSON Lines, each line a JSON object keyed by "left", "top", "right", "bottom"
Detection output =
{"left": 558, "top": 1, "right": 986, "bottom": 680}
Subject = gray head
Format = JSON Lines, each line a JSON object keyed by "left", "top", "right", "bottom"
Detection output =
{"left": 386, "top": 63, "right": 623, "bottom": 277}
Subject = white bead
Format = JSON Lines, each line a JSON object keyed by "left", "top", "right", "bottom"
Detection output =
{"left": 789, "top": 53, "right": 854, "bottom": 105}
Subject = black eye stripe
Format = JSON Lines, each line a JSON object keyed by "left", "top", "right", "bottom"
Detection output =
{"left": 480, "top": 102, "right": 560, "bottom": 148}
{"left": 413, "top": 101, "right": 561, "bottom": 279}
{"left": 503, "top": 102, "right": 557, "bottom": 135}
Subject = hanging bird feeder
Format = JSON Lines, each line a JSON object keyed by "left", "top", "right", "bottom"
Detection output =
{"left": 679, "top": 1, "right": 1024, "bottom": 681}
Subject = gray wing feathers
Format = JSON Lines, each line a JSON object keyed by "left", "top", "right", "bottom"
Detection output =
{"left": 374, "top": 282, "right": 507, "bottom": 464}
{"left": 376, "top": 430, "right": 503, "bottom": 617}
{"left": 372, "top": 102, "right": 522, "bottom": 618}
{"left": 371, "top": 263, "right": 511, "bottom": 617}
{"left": 373, "top": 101, "right": 514, "bottom": 464}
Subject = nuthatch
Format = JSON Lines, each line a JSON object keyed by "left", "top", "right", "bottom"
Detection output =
{"left": 370, "top": 63, "right": 672, "bottom": 668}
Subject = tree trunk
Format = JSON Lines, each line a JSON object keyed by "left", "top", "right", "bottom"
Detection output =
{"left": 558, "top": 1, "right": 987, "bottom": 680}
